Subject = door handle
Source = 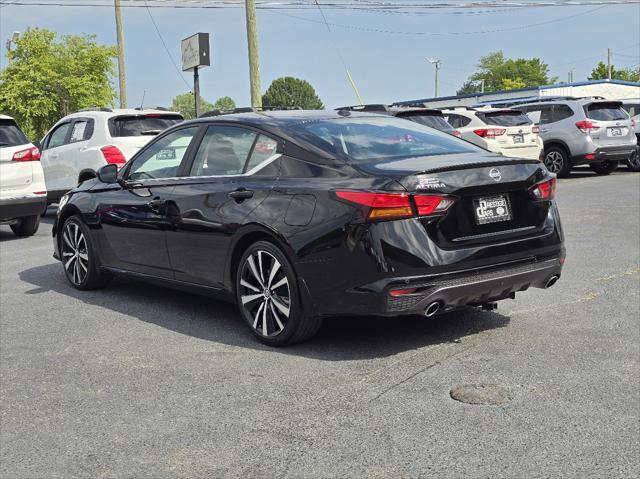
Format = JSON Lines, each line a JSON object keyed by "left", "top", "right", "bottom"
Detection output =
{"left": 228, "top": 189, "right": 254, "bottom": 201}
{"left": 147, "top": 198, "right": 166, "bottom": 212}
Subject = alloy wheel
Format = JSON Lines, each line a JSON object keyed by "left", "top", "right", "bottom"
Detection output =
{"left": 239, "top": 250, "right": 291, "bottom": 337}
{"left": 61, "top": 222, "right": 89, "bottom": 285}
{"left": 629, "top": 151, "right": 640, "bottom": 170}
{"left": 544, "top": 151, "right": 564, "bottom": 174}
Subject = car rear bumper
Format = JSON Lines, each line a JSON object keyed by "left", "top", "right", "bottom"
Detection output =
{"left": 0, "top": 195, "right": 47, "bottom": 221}
{"left": 494, "top": 145, "right": 542, "bottom": 160}
{"left": 573, "top": 145, "right": 636, "bottom": 164}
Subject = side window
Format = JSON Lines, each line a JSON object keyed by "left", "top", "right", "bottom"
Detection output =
{"left": 190, "top": 125, "right": 257, "bottom": 177}
{"left": 69, "top": 120, "right": 91, "bottom": 143}
{"left": 539, "top": 106, "right": 553, "bottom": 124}
{"left": 128, "top": 126, "right": 198, "bottom": 180}
{"left": 525, "top": 108, "right": 541, "bottom": 124}
{"left": 245, "top": 135, "right": 279, "bottom": 172}
{"left": 446, "top": 115, "right": 468, "bottom": 129}
{"left": 552, "top": 105, "right": 574, "bottom": 122}
{"left": 457, "top": 116, "right": 472, "bottom": 127}
{"left": 46, "top": 123, "right": 71, "bottom": 149}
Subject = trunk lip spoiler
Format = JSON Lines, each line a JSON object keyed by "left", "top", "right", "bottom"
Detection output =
{"left": 403, "top": 158, "right": 541, "bottom": 176}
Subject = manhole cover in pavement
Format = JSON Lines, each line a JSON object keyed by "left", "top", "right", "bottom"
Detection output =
{"left": 450, "top": 383, "right": 512, "bottom": 405}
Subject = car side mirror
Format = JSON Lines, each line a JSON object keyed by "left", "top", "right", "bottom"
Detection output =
{"left": 96, "top": 164, "right": 118, "bottom": 184}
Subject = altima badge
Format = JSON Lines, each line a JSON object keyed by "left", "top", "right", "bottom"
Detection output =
{"left": 489, "top": 168, "right": 502, "bottom": 182}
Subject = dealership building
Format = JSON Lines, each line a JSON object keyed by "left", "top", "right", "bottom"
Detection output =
{"left": 396, "top": 79, "right": 640, "bottom": 108}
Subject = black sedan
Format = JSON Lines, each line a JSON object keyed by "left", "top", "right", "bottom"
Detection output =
{"left": 52, "top": 110, "right": 565, "bottom": 346}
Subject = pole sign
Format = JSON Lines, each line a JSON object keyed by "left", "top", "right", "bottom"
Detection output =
{"left": 181, "top": 33, "right": 210, "bottom": 71}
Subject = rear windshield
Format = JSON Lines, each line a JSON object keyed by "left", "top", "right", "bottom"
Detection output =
{"left": 0, "top": 119, "right": 29, "bottom": 147}
{"left": 585, "top": 103, "right": 628, "bottom": 121}
{"left": 287, "top": 116, "right": 479, "bottom": 162}
{"left": 476, "top": 110, "right": 532, "bottom": 127}
{"left": 397, "top": 113, "right": 454, "bottom": 132}
{"left": 108, "top": 114, "right": 183, "bottom": 137}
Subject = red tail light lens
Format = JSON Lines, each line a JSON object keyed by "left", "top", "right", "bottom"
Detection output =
{"left": 335, "top": 191, "right": 413, "bottom": 220}
{"left": 12, "top": 147, "right": 41, "bottom": 162}
{"left": 532, "top": 125, "right": 540, "bottom": 134}
{"left": 473, "top": 128, "right": 506, "bottom": 138}
{"left": 100, "top": 145, "right": 127, "bottom": 166}
{"left": 530, "top": 178, "right": 556, "bottom": 200}
{"left": 452, "top": 130, "right": 461, "bottom": 137}
{"left": 413, "top": 195, "right": 455, "bottom": 216}
{"left": 575, "top": 120, "right": 599, "bottom": 133}
{"left": 389, "top": 288, "right": 418, "bottom": 297}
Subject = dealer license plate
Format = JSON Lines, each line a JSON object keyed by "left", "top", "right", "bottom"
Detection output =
{"left": 474, "top": 195, "right": 512, "bottom": 225}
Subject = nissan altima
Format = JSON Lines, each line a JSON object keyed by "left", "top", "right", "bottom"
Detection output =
{"left": 52, "top": 110, "right": 565, "bottom": 346}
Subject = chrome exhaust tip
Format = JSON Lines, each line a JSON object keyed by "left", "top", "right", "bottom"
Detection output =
{"left": 545, "top": 275, "right": 559, "bottom": 289}
{"left": 425, "top": 301, "right": 442, "bottom": 317}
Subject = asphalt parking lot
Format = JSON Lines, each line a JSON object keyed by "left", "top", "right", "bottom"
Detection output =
{"left": 1, "top": 168, "right": 639, "bottom": 479}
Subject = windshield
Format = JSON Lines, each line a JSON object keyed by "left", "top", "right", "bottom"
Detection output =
{"left": 476, "top": 110, "right": 532, "bottom": 127}
{"left": 109, "top": 114, "right": 183, "bottom": 137}
{"left": 287, "top": 116, "right": 479, "bottom": 162}
{"left": 0, "top": 119, "right": 29, "bottom": 147}
{"left": 397, "top": 113, "right": 454, "bottom": 132}
{"left": 586, "top": 103, "right": 629, "bottom": 121}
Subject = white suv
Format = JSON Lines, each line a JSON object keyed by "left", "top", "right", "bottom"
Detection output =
{"left": 39, "top": 108, "right": 183, "bottom": 204}
{"left": 442, "top": 107, "right": 543, "bottom": 160}
{"left": 0, "top": 115, "right": 47, "bottom": 237}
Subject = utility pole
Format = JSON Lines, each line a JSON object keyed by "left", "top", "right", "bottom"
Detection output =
{"left": 607, "top": 47, "right": 612, "bottom": 80}
{"left": 426, "top": 58, "right": 441, "bottom": 97}
{"left": 245, "top": 0, "right": 262, "bottom": 108}
{"left": 480, "top": 79, "right": 485, "bottom": 93}
{"left": 114, "top": 0, "right": 127, "bottom": 108}
{"left": 193, "top": 67, "right": 201, "bottom": 117}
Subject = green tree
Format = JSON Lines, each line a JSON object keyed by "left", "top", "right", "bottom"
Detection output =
{"left": 262, "top": 77, "right": 324, "bottom": 110}
{"left": 170, "top": 92, "right": 214, "bottom": 119}
{"left": 0, "top": 28, "right": 117, "bottom": 140}
{"left": 588, "top": 61, "right": 640, "bottom": 82}
{"left": 213, "top": 96, "right": 236, "bottom": 111}
{"left": 457, "top": 51, "right": 556, "bottom": 95}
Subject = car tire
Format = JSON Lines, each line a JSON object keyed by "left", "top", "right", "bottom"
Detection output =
{"left": 544, "top": 146, "right": 572, "bottom": 178}
{"left": 626, "top": 150, "right": 640, "bottom": 172}
{"left": 589, "top": 160, "right": 619, "bottom": 175}
{"left": 60, "top": 215, "right": 112, "bottom": 290}
{"left": 235, "top": 240, "right": 322, "bottom": 346}
{"left": 10, "top": 215, "right": 40, "bottom": 237}
{"left": 41, "top": 203, "right": 49, "bottom": 217}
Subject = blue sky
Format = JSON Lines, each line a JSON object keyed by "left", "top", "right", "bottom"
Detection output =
{"left": 1, "top": 1, "right": 639, "bottom": 109}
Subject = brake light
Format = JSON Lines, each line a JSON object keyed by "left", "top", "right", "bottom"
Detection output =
{"left": 145, "top": 113, "right": 161, "bottom": 117}
{"left": 473, "top": 128, "right": 506, "bottom": 138}
{"left": 335, "top": 191, "right": 413, "bottom": 220}
{"left": 12, "top": 147, "right": 41, "bottom": 162}
{"left": 452, "top": 130, "right": 461, "bottom": 137}
{"left": 532, "top": 125, "right": 540, "bottom": 134}
{"left": 575, "top": 120, "right": 599, "bottom": 133}
{"left": 100, "top": 145, "right": 127, "bottom": 166}
{"left": 413, "top": 195, "right": 455, "bottom": 216}
{"left": 530, "top": 178, "right": 556, "bottom": 200}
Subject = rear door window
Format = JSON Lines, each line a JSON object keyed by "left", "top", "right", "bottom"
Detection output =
{"left": 476, "top": 110, "right": 532, "bottom": 126}
{"left": 109, "top": 114, "right": 183, "bottom": 137}
{"left": 552, "top": 105, "right": 574, "bottom": 122}
{"left": 245, "top": 135, "right": 279, "bottom": 172}
{"left": 445, "top": 114, "right": 471, "bottom": 129}
{"left": 69, "top": 119, "right": 94, "bottom": 143}
{"left": 525, "top": 106, "right": 553, "bottom": 125}
{"left": 585, "top": 103, "right": 628, "bottom": 121}
{"left": 0, "top": 119, "right": 28, "bottom": 147}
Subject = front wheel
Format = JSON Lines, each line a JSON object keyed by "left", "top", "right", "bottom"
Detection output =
{"left": 589, "top": 160, "right": 619, "bottom": 175}
{"left": 10, "top": 215, "right": 40, "bottom": 237}
{"left": 235, "top": 240, "right": 322, "bottom": 346}
{"left": 60, "top": 216, "right": 112, "bottom": 290}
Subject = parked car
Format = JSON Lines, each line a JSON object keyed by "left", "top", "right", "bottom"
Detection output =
{"left": 336, "top": 104, "right": 460, "bottom": 136}
{"left": 440, "top": 106, "right": 543, "bottom": 161}
{"left": 52, "top": 110, "right": 565, "bottom": 346}
{"left": 39, "top": 108, "right": 183, "bottom": 206}
{"left": 0, "top": 114, "right": 46, "bottom": 237}
{"left": 619, "top": 98, "right": 640, "bottom": 171}
{"left": 504, "top": 98, "right": 636, "bottom": 177}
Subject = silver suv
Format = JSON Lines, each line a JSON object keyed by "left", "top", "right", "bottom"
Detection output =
{"left": 510, "top": 98, "right": 636, "bottom": 177}
{"left": 620, "top": 98, "right": 640, "bottom": 171}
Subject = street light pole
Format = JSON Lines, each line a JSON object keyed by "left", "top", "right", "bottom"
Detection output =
{"left": 245, "top": 0, "right": 262, "bottom": 108}
{"left": 426, "top": 58, "right": 441, "bottom": 98}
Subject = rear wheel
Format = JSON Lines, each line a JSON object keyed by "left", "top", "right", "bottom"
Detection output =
{"left": 236, "top": 241, "right": 322, "bottom": 346}
{"left": 10, "top": 215, "right": 40, "bottom": 237}
{"left": 589, "top": 160, "right": 619, "bottom": 175}
{"left": 60, "top": 216, "right": 112, "bottom": 290}
{"left": 627, "top": 150, "right": 640, "bottom": 172}
{"left": 544, "top": 147, "right": 572, "bottom": 178}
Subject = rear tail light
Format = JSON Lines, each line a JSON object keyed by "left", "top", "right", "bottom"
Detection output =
{"left": 335, "top": 191, "right": 455, "bottom": 221}
{"left": 389, "top": 288, "right": 418, "bottom": 297}
{"left": 631, "top": 119, "right": 636, "bottom": 129}
{"left": 575, "top": 120, "right": 599, "bottom": 133}
{"left": 452, "top": 130, "right": 461, "bottom": 137}
{"left": 473, "top": 128, "right": 506, "bottom": 138}
{"left": 529, "top": 178, "right": 556, "bottom": 201}
{"left": 100, "top": 145, "right": 127, "bottom": 166}
{"left": 584, "top": 153, "right": 596, "bottom": 160}
{"left": 12, "top": 147, "right": 41, "bottom": 162}
{"left": 532, "top": 125, "right": 540, "bottom": 134}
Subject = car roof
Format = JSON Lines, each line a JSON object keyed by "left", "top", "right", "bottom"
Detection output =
{"left": 62, "top": 108, "right": 182, "bottom": 120}
{"left": 0, "top": 113, "right": 16, "bottom": 121}
{"left": 187, "top": 109, "right": 381, "bottom": 128}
